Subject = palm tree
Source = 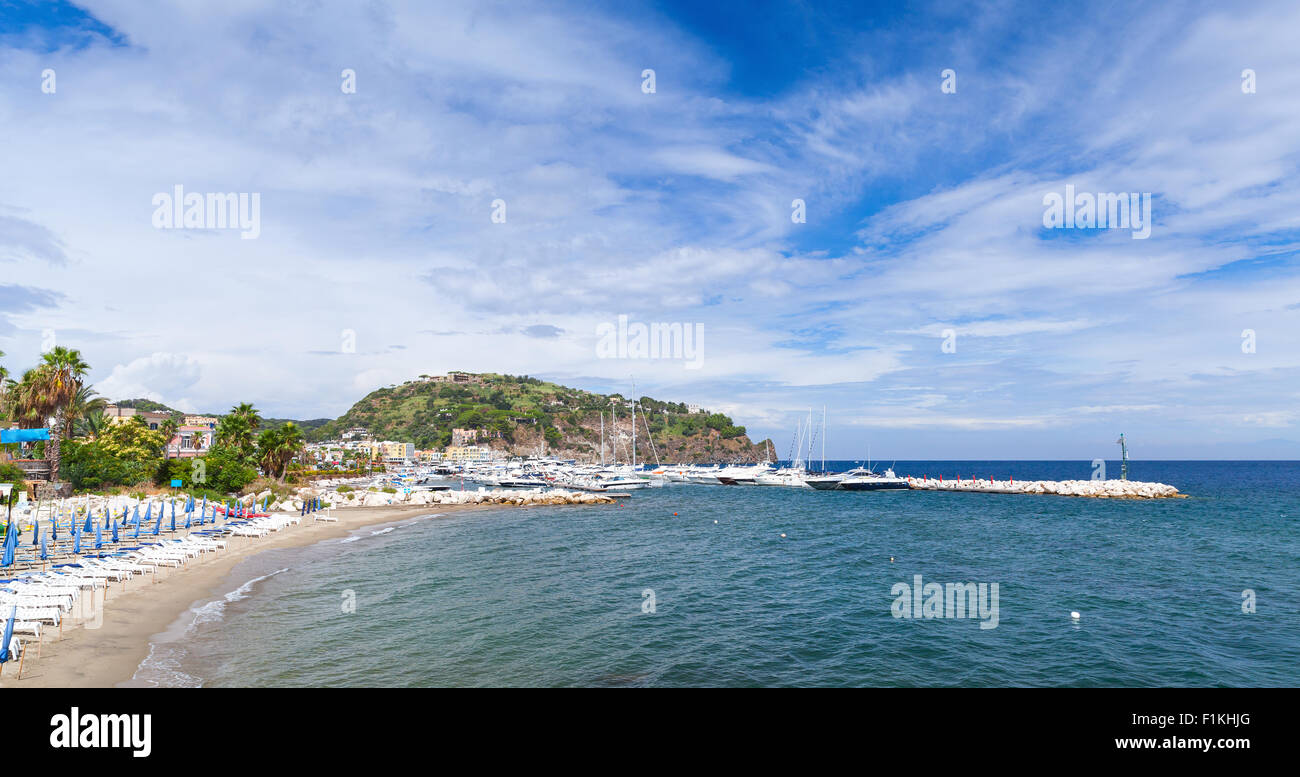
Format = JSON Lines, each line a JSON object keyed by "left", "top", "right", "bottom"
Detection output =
{"left": 82, "top": 411, "right": 110, "bottom": 440}
{"left": 40, "top": 347, "right": 90, "bottom": 482}
{"left": 230, "top": 402, "right": 262, "bottom": 432}
{"left": 276, "top": 422, "right": 305, "bottom": 477}
{"left": 255, "top": 422, "right": 305, "bottom": 481}
{"left": 256, "top": 428, "right": 280, "bottom": 477}
{"left": 5, "top": 347, "right": 89, "bottom": 482}
{"left": 64, "top": 384, "right": 107, "bottom": 439}
{"left": 158, "top": 418, "right": 179, "bottom": 459}
{"left": 215, "top": 413, "right": 254, "bottom": 460}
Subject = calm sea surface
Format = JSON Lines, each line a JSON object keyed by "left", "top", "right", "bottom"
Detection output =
{"left": 131, "top": 461, "right": 1300, "bottom": 687}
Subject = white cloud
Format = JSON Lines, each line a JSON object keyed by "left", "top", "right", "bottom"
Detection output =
{"left": 97, "top": 352, "right": 202, "bottom": 403}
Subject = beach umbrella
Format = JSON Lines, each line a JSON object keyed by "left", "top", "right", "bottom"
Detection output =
{"left": 132, "top": 506, "right": 141, "bottom": 539}
{"left": 170, "top": 499, "right": 176, "bottom": 532}
{"left": 1, "top": 520, "right": 16, "bottom": 567}
{"left": 0, "top": 606, "right": 15, "bottom": 664}
{"left": 144, "top": 502, "right": 153, "bottom": 526}
{"left": 82, "top": 511, "right": 92, "bottom": 533}
{"left": 200, "top": 496, "right": 207, "bottom": 522}
{"left": 73, "top": 523, "right": 81, "bottom": 555}
{"left": 111, "top": 509, "right": 119, "bottom": 543}
{"left": 31, "top": 517, "right": 39, "bottom": 546}
{"left": 95, "top": 520, "right": 103, "bottom": 550}
{"left": 52, "top": 512, "right": 57, "bottom": 542}
{"left": 185, "top": 507, "right": 192, "bottom": 530}
{"left": 263, "top": 496, "right": 270, "bottom": 513}
{"left": 152, "top": 503, "right": 163, "bottom": 535}
{"left": 40, "top": 531, "right": 48, "bottom": 561}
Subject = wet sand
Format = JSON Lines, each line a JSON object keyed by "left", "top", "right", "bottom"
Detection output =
{"left": 0, "top": 505, "right": 486, "bottom": 688}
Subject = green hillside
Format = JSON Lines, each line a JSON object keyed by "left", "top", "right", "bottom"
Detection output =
{"left": 310, "top": 373, "right": 773, "bottom": 463}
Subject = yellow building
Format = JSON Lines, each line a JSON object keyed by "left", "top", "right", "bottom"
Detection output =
{"left": 443, "top": 445, "right": 495, "bottom": 463}
{"left": 367, "top": 441, "right": 415, "bottom": 461}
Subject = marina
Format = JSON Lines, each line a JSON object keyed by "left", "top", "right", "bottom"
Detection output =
{"left": 332, "top": 456, "right": 1184, "bottom": 505}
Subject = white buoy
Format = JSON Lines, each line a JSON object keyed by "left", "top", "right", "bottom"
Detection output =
{"left": 780, "top": 533, "right": 786, "bottom": 538}
{"left": 1070, "top": 611, "right": 1081, "bottom": 620}
{"left": 713, "top": 520, "right": 718, "bottom": 524}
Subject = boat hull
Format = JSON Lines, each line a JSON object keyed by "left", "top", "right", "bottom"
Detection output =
{"left": 838, "top": 480, "right": 909, "bottom": 491}
{"left": 805, "top": 478, "right": 844, "bottom": 490}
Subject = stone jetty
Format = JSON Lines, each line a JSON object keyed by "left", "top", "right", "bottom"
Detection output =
{"left": 907, "top": 477, "right": 1184, "bottom": 499}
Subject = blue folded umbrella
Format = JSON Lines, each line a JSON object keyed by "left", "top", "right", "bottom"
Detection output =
{"left": 0, "top": 605, "right": 15, "bottom": 663}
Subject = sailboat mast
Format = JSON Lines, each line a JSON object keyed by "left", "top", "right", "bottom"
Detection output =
{"left": 631, "top": 380, "right": 637, "bottom": 468}
{"left": 821, "top": 405, "right": 826, "bottom": 472}
{"left": 806, "top": 408, "right": 813, "bottom": 469}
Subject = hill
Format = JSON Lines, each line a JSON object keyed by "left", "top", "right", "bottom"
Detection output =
{"left": 310, "top": 373, "right": 773, "bottom": 463}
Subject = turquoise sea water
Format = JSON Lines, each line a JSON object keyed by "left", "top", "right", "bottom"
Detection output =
{"left": 131, "top": 461, "right": 1300, "bottom": 687}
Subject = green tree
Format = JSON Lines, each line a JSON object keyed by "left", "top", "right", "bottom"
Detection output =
{"left": 64, "top": 384, "right": 107, "bottom": 440}
{"left": 5, "top": 347, "right": 90, "bottom": 482}
{"left": 99, "top": 415, "right": 167, "bottom": 464}
{"left": 215, "top": 413, "right": 255, "bottom": 461}
{"left": 158, "top": 418, "right": 179, "bottom": 459}
{"left": 256, "top": 421, "right": 305, "bottom": 481}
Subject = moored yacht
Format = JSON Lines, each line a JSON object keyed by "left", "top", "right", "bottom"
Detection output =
{"left": 838, "top": 467, "right": 909, "bottom": 491}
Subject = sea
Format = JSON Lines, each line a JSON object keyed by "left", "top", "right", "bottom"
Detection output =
{"left": 127, "top": 460, "right": 1300, "bottom": 687}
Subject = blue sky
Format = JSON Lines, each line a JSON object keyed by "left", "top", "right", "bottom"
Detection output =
{"left": 2, "top": 0, "right": 1299, "bottom": 458}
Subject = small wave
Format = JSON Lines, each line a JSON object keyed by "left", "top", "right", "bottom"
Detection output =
{"left": 133, "top": 642, "right": 203, "bottom": 688}
{"left": 340, "top": 536, "right": 360, "bottom": 544}
{"left": 132, "top": 567, "right": 289, "bottom": 687}
{"left": 371, "top": 527, "right": 395, "bottom": 536}
{"left": 191, "top": 567, "right": 290, "bottom": 627}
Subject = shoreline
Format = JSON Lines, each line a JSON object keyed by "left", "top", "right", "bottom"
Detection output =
{"left": 0, "top": 504, "right": 491, "bottom": 688}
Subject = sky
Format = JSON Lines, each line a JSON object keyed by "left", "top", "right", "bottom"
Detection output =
{"left": 1, "top": 0, "right": 1299, "bottom": 459}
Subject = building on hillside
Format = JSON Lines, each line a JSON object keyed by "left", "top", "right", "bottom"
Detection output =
{"left": 103, "top": 405, "right": 172, "bottom": 430}
{"left": 416, "top": 449, "right": 443, "bottom": 463}
{"left": 443, "top": 445, "right": 498, "bottom": 463}
{"left": 687, "top": 404, "right": 704, "bottom": 414}
{"left": 428, "top": 372, "right": 477, "bottom": 384}
{"left": 166, "top": 425, "right": 213, "bottom": 459}
{"left": 367, "top": 441, "right": 415, "bottom": 462}
{"left": 184, "top": 415, "right": 218, "bottom": 429}
{"left": 451, "top": 428, "right": 478, "bottom": 446}
{"left": 340, "top": 427, "right": 369, "bottom": 440}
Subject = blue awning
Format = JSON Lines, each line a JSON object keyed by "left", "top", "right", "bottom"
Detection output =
{"left": 0, "top": 428, "right": 50, "bottom": 443}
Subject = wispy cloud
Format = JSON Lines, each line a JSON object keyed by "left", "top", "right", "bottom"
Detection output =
{"left": 0, "top": 0, "right": 1296, "bottom": 456}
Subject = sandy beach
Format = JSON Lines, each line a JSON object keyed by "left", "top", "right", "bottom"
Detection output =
{"left": 0, "top": 504, "right": 488, "bottom": 688}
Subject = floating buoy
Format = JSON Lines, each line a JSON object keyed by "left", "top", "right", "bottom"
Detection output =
{"left": 713, "top": 520, "right": 718, "bottom": 524}
{"left": 890, "top": 556, "right": 894, "bottom": 563}
{"left": 1070, "top": 611, "right": 1081, "bottom": 620}
{"left": 673, "top": 512, "right": 678, "bottom": 516}
{"left": 780, "top": 533, "right": 786, "bottom": 538}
